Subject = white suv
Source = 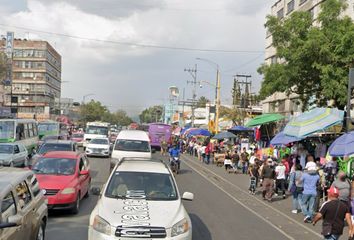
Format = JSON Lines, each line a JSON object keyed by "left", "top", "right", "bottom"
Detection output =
{"left": 88, "top": 158, "right": 193, "bottom": 240}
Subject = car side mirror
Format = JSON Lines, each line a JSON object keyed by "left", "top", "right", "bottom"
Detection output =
{"left": 80, "top": 170, "right": 89, "bottom": 175}
{"left": 6, "top": 215, "right": 22, "bottom": 226}
{"left": 182, "top": 192, "right": 194, "bottom": 201}
{"left": 91, "top": 187, "right": 101, "bottom": 196}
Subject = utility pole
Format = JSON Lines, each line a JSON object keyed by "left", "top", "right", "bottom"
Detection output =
{"left": 234, "top": 74, "right": 252, "bottom": 126}
{"left": 184, "top": 64, "right": 198, "bottom": 127}
{"left": 215, "top": 68, "right": 221, "bottom": 133}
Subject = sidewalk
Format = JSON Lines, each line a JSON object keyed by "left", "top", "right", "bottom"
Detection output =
{"left": 181, "top": 153, "right": 351, "bottom": 240}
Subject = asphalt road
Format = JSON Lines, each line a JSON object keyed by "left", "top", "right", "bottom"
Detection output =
{"left": 45, "top": 154, "right": 342, "bottom": 240}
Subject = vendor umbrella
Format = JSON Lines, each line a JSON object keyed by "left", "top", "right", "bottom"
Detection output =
{"left": 213, "top": 131, "right": 237, "bottom": 140}
{"left": 283, "top": 108, "right": 344, "bottom": 138}
{"left": 228, "top": 126, "right": 253, "bottom": 132}
{"left": 188, "top": 128, "right": 211, "bottom": 137}
{"left": 245, "top": 113, "right": 285, "bottom": 127}
{"left": 270, "top": 131, "right": 303, "bottom": 146}
{"left": 328, "top": 131, "right": 354, "bottom": 157}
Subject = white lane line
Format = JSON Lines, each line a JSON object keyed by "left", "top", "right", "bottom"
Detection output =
{"left": 182, "top": 155, "right": 323, "bottom": 239}
{"left": 182, "top": 158, "right": 296, "bottom": 240}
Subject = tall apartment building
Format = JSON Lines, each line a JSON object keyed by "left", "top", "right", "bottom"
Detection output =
{"left": 0, "top": 39, "right": 61, "bottom": 119}
{"left": 265, "top": 0, "right": 354, "bottom": 65}
{"left": 262, "top": 0, "right": 354, "bottom": 115}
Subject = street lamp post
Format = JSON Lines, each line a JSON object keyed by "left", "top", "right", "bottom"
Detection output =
{"left": 196, "top": 58, "right": 221, "bottom": 133}
{"left": 82, "top": 93, "right": 95, "bottom": 104}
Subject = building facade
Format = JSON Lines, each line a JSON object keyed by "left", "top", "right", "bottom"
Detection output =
{"left": 265, "top": 0, "right": 354, "bottom": 65}
{"left": 0, "top": 39, "right": 61, "bottom": 120}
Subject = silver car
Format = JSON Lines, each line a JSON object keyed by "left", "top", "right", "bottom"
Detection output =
{"left": 0, "top": 167, "right": 48, "bottom": 240}
{"left": 0, "top": 143, "right": 29, "bottom": 167}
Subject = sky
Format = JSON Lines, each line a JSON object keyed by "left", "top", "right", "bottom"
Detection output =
{"left": 0, "top": 0, "right": 272, "bottom": 117}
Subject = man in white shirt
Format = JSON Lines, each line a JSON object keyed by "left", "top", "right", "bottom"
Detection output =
{"left": 249, "top": 152, "right": 257, "bottom": 166}
{"left": 275, "top": 161, "right": 287, "bottom": 199}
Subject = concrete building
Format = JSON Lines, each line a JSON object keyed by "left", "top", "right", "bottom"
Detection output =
{"left": 0, "top": 39, "right": 61, "bottom": 120}
{"left": 266, "top": 0, "right": 354, "bottom": 65}
{"left": 261, "top": 91, "right": 302, "bottom": 116}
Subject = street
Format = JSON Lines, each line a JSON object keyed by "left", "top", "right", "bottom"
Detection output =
{"left": 45, "top": 154, "right": 336, "bottom": 240}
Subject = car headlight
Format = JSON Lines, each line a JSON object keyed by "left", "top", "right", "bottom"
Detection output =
{"left": 92, "top": 215, "right": 111, "bottom": 235}
{"left": 171, "top": 218, "right": 189, "bottom": 237}
{"left": 61, "top": 188, "right": 76, "bottom": 195}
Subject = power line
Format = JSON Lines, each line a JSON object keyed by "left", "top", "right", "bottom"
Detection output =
{"left": 0, "top": 24, "right": 265, "bottom": 54}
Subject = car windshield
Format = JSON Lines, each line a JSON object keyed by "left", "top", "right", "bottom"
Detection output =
{"left": 32, "top": 158, "right": 76, "bottom": 175}
{"left": 90, "top": 138, "right": 108, "bottom": 145}
{"left": 42, "top": 135, "right": 60, "bottom": 141}
{"left": 0, "top": 145, "right": 13, "bottom": 154}
{"left": 105, "top": 172, "right": 177, "bottom": 201}
{"left": 38, "top": 143, "right": 72, "bottom": 154}
{"left": 114, "top": 139, "right": 150, "bottom": 152}
{"left": 86, "top": 126, "right": 108, "bottom": 135}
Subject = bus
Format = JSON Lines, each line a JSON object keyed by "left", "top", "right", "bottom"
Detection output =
{"left": 0, "top": 119, "right": 39, "bottom": 155}
{"left": 148, "top": 123, "right": 172, "bottom": 149}
{"left": 38, "top": 121, "right": 69, "bottom": 140}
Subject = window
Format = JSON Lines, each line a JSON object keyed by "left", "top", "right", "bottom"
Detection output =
{"left": 79, "top": 158, "right": 85, "bottom": 171}
{"left": 14, "top": 145, "right": 20, "bottom": 154}
{"left": 300, "top": 0, "right": 307, "bottom": 5}
{"left": 114, "top": 140, "right": 150, "bottom": 152}
{"left": 287, "top": 0, "right": 295, "bottom": 14}
{"left": 1, "top": 192, "right": 16, "bottom": 219}
{"left": 24, "top": 124, "right": 29, "bottom": 139}
{"left": 15, "top": 181, "right": 32, "bottom": 208}
{"left": 277, "top": 8, "right": 284, "bottom": 19}
{"left": 16, "top": 123, "right": 25, "bottom": 140}
{"left": 28, "top": 123, "right": 33, "bottom": 137}
{"left": 28, "top": 175, "right": 41, "bottom": 197}
{"left": 32, "top": 158, "right": 77, "bottom": 175}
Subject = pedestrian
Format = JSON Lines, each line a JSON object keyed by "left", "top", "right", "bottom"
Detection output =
{"left": 301, "top": 165, "right": 320, "bottom": 223}
{"left": 204, "top": 142, "right": 212, "bottom": 164}
{"left": 312, "top": 186, "right": 353, "bottom": 240}
{"left": 288, "top": 164, "right": 303, "bottom": 214}
{"left": 248, "top": 163, "right": 259, "bottom": 194}
{"left": 232, "top": 150, "right": 240, "bottom": 171}
{"left": 275, "top": 160, "right": 287, "bottom": 199}
{"left": 261, "top": 158, "right": 275, "bottom": 202}
{"left": 331, "top": 171, "right": 351, "bottom": 207}
{"left": 241, "top": 147, "right": 249, "bottom": 174}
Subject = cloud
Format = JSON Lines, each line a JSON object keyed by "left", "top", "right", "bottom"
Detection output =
{"left": 0, "top": 0, "right": 272, "bottom": 117}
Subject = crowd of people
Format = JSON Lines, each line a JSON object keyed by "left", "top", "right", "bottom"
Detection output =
{"left": 173, "top": 136, "right": 354, "bottom": 240}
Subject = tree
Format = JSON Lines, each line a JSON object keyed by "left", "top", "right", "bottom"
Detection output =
{"left": 0, "top": 52, "right": 6, "bottom": 81}
{"left": 111, "top": 110, "right": 133, "bottom": 126}
{"left": 197, "top": 96, "right": 210, "bottom": 108}
{"left": 258, "top": 0, "right": 354, "bottom": 110}
{"left": 80, "top": 100, "right": 108, "bottom": 123}
{"left": 219, "top": 106, "right": 243, "bottom": 125}
{"left": 139, "top": 105, "right": 164, "bottom": 123}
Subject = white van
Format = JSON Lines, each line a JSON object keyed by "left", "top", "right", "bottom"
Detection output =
{"left": 111, "top": 130, "right": 152, "bottom": 165}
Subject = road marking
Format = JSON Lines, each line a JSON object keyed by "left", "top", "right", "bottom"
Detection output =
{"left": 181, "top": 157, "right": 295, "bottom": 240}
{"left": 182, "top": 155, "right": 322, "bottom": 239}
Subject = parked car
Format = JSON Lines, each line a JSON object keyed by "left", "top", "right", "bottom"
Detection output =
{"left": 86, "top": 138, "right": 111, "bottom": 157}
{"left": 31, "top": 151, "right": 91, "bottom": 214}
{"left": 89, "top": 157, "right": 193, "bottom": 240}
{"left": 31, "top": 140, "right": 77, "bottom": 166}
{"left": 0, "top": 143, "right": 28, "bottom": 167}
{"left": 0, "top": 167, "right": 48, "bottom": 240}
{"left": 71, "top": 133, "right": 84, "bottom": 147}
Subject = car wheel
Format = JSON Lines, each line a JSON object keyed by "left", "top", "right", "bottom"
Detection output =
{"left": 36, "top": 220, "right": 45, "bottom": 240}
{"left": 71, "top": 193, "right": 80, "bottom": 214}
{"left": 84, "top": 183, "right": 90, "bottom": 198}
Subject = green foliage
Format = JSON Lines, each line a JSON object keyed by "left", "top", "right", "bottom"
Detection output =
{"left": 0, "top": 52, "right": 7, "bottom": 81}
{"left": 219, "top": 106, "right": 243, "bottom": 125}
{"left": 197, "top": 96, "right": 210, "bottom": 108}
{"left": 258, "top": 0, "right": 354, "bottom": 109}
{"left": 80, "top": 100, "right": 133, "bottom": 126}
{"left": 139, "top": 105, "right": 164, "bottom": 123}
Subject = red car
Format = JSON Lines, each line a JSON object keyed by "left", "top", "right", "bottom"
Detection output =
{"left": 31, "top": 151, "right": 91, "bottom": 214}
{"left": 71, "top": 132, "right": 84, "bottom": 147}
